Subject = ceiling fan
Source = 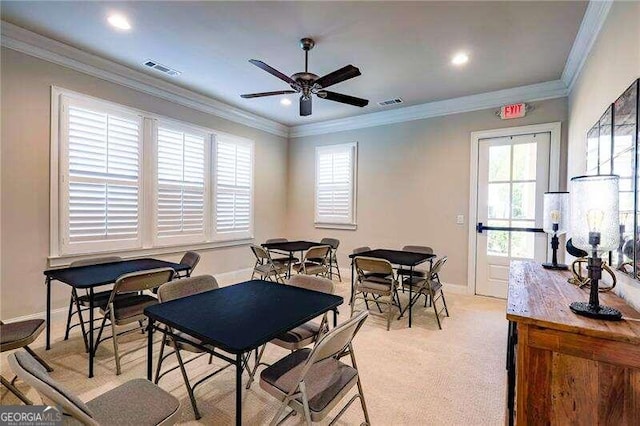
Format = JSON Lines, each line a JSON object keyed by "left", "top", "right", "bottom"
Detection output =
{"left": 241, "top": 37, "right": 368, "bottom": 116}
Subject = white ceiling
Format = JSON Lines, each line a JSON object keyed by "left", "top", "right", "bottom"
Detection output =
{"left": 1, "top": 1, "right": 587, "bottom": 126}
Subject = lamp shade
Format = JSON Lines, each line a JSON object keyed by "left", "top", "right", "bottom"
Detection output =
{"left": 543, "top": 192, "right": 569, "bottom": 235}
{"left": 570, "top": 175, "right": 620, "bottom": 253}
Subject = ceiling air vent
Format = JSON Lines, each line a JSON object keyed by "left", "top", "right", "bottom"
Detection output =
{"left": 143, "top": 60, "right": 181, "bottom": 77}
{"left": 377, "top": 98, "right": 403, "bottom": 107}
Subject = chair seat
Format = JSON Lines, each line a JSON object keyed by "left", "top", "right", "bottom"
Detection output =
{"left": 272, "top": 322, "right": 321, "bottom": 350}
{"left": 87, "top": 378, "right": 180, "bottom": 426}
{"left": 255, "top": 263, "right": 287, "bottom": 274}
{"left": 98, "top": 295, "right": 158, "bottom": 322}
{"left": 396, "top": 268, "right": 427, "bottom": 277}
{"left": 356, "top": 276, "right": 396, "bottom": 295}
{"left": 0, "top": 319, "right": 45, "bottom": 352}
{"left": 272, "top": 256, "right": 299, "bottom": 264}
{"left": 260, "top": 348, "right": 358, "bottom": 414}
{"left": 77, "top": 291, "right": 137, "bottom": 307}
{"left": 293, "top": 262, "right": 327, "bottom": 275}
{"left": 166, "top": 329, "right": 213, "bottom": 353}
{"left": 402, "top": 277, "right": 442, "bottom": 293}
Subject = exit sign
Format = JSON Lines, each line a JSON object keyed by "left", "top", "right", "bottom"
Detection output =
{"left": 500, "top": 103, "right": 527, "bottom": 119}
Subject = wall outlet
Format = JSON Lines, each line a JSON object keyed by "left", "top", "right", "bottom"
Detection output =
{"left": 456, "top": 214, "right": 465, "bottom": 225}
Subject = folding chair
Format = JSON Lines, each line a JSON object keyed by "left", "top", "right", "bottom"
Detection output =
{"left": 0, "top": 319, "right": 52, "bottom": 404}
{"left": 401, "top": 256, "right": 450, "bottom": 329}
{"left": 94, "top": 268, "right": 174, "bottom": 375}
{"left": 154, "top": 275, "right": 233, "bottom": 420}
{"left": 63, "top": 256, "right": 123, "bottom": 352}
{"left": 246, "top": 275, "right": 335, "bottom": 389}
{"left": 260, "top": 311, "right": 371, "bottom": 425}
{"left": 174, "top": 251, "right": 201, "bottom": 278}
{"left": 251, "top": 245, "right": 288, "bottom": 283}
{"left": 293, "top": 245, "right": 331, "bottom": 277}
{"left": 352, "top": 257, "right": 402, "bottom": 331}
{"left": 8, "top": 350, "right": 181, "bottom": 425}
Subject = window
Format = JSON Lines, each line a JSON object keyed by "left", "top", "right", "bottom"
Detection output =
{"left": 59, "top": 96, "right": 143, "bottom": 254}
{"left": 315, "top": 143, "right": 357, "bottom": 229}
{"left": 52, "top": 88, "right": 254, "bottom": 259}
{"left": 155, "top": 123, "right": 210, "bottom": 245}
{"left": 213, "top": 134, "right": 253, "bottom": 240}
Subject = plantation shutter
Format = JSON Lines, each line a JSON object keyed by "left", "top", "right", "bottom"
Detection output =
{"left": 156, "top": 125, "right": 207, "bottom": 243}
{"left": 62, "top": 100, "right": 142, "bottom": 253}
{"left": 315, "top": 143, "right": 357, "bottom": 225}
{"left": 214, "top": 136, "right": 253, "bottom": 239}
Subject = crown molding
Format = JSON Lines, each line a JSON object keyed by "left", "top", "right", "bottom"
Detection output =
{"left": 290, "top": 80, "right": 568, "bottom": 138}
{"left": 561, "top": 0, "right": 613, "bottom": 92}
{"left": 0, "top": 21, "right": 288, "bottom": 137}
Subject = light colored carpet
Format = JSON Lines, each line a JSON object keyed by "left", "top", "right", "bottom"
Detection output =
{"left": 1, "top": 275, "right": 507, "bottom": 425}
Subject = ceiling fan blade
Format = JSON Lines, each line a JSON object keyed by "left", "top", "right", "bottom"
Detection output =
{"left": 300, "top": 96, "right": 312, "bottom": 116}
{"left": 317, "top": 90, "right": 369, "bottom": 107}
{"left": 313, "top": 65, "right": 361, "bottom": 89}
{"left": 249, "top": 60, "right": 297, "bottom": 87}
{"left": 241, "top": 90, "right": 297, "bottom": 99}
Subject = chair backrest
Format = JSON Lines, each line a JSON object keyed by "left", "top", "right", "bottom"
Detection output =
{"left": 70, "top": 256, "right": 122, "bottom": 267}
{"left": 305, "top": 311, "right": 368, "bottom": 366}
{"left": 430, "top": 256, "right": 448, "bottom": 278}
{"left": 157, "top": 275, "right": 219, "bottom": 303}
{"left": 265, "top": 238, "right": 288, "bottom": 244}
{"left": 286, "top": 275, "right": 334, "bottom": 294}
{"left": 114, "top": 268, "right": 175, "bottom": 294}
{"left": 304, "top": 245, "right": 331, "bottom": 263}
{"left": 320, "top": 238, "right": 340, "bottom": 250}
{"left": 251, "top": 244, "right": 274, "bottom": 262}
{"left": 402, "top": 245, "right": 433, "bottom": 255}
{"left": 8, "top": 350, "right": 97, "bottom": 425}
{"left": 354, "top": 256, "right": 394, "bottom": 277}
{"left": 180, "top": 251, "right": 201, "bottom": 271}
{"left": 352, "top": 246, "right": 371, "bottom": 255}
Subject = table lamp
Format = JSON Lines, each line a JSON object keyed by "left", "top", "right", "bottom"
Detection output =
{"left": 542, "top": 191, "right": 569, "bottom": 270}
{"left": 569, "top": 174, "right": 622, "bottom": 320}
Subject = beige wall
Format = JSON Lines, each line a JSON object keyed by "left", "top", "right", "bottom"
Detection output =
{"left": 0, "top": 47, "right": 289, "bottom": 319}
{"left": 287, "top": 97, "right": 568, "bottom": 290}
{"left": 567, "top": 1, "right": 640, "bottom": 308}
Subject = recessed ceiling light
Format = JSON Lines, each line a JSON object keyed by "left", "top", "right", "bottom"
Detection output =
{"left": 107, "top": 13, "right": 131, "bottom": 31}
{"left": 451, "top": 52, "right": 469, "bottom": 66}
{"left": 280, "top": 98, "right": 292, "bottom": 106}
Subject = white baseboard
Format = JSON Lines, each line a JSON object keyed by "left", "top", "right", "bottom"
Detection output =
{"left": 442, "top": 282, "right": 472, "bottom": 295}
{"left": 4, "top": 306, "right": 68, "bottom": 324}
{"left": 214, "top": 267, "right": 253, "bottom": 285}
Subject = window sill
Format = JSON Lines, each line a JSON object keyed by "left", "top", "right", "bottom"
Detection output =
{"left": 48, "top": 238, "right": 254, "bottom": 268}
{"left": 314, "top": 222, "right": 357, "bottom": 231}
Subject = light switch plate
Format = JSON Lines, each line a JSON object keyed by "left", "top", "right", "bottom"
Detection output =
{"left": 456, "top": 214, "right": 464, "bottom": 225}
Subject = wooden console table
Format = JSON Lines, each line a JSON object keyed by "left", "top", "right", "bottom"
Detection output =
{"left": 506, "top": 260, "right": 640, "bottom": 425}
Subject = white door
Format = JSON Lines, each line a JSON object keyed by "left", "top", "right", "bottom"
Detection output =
{"left": 475, "top": 132, "right": 550, "bottom": 298}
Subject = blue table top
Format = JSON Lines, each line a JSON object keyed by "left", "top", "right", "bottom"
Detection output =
{"left": 145, "top": 280, "right": 343, "bottom": 354}
{"left": 44, "top": 258, "right": 189, "bottom": 288}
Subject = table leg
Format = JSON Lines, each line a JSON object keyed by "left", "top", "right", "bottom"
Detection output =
{"left": 333, "top": 308, "right": 338, "bottom": 327}
{"left": 147, "top": 318, "right": 155, "bottom": 381}
{"left": 45, "top": 277, "right": 51, "bottom": 350}
{"left": 409, "top": 266, "right": 413, "bottom": 328}
{"left": 287, "top": 251, "right": 293, "bottom": 278}
{"left": 329, "top": 248, "right": 333, "bottom": 280}
{"left": 89, "top": 287, "right": 94, "bottom": 378}
{"left": 350, "top": 259, "right": 355, "bottom": 306}
{"left": 236, "top": 353, "right": 242, "bottom": 425}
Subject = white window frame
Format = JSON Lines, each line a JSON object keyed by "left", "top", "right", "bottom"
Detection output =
{"left": 49, "top": 86, "right": 254, "bottom": 265}
{"left": 212, "top": 133, "right": 255, "bottom": 242}
{"left": 314, "top": 142, "right": 358, "bottom": 230}
{"left": 58, "top": 93, "right": 145, "bottom": 255}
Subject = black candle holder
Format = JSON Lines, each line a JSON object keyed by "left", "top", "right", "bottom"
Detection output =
{"left": 542, "top": 223, "right": 568, "bottom": 270}
{"left": 569, "top": 231, "right": 622, "bottom": 320}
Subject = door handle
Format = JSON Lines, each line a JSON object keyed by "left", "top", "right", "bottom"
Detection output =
{"left": 476, "top": 222, "right": 545, "bottom": 234}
